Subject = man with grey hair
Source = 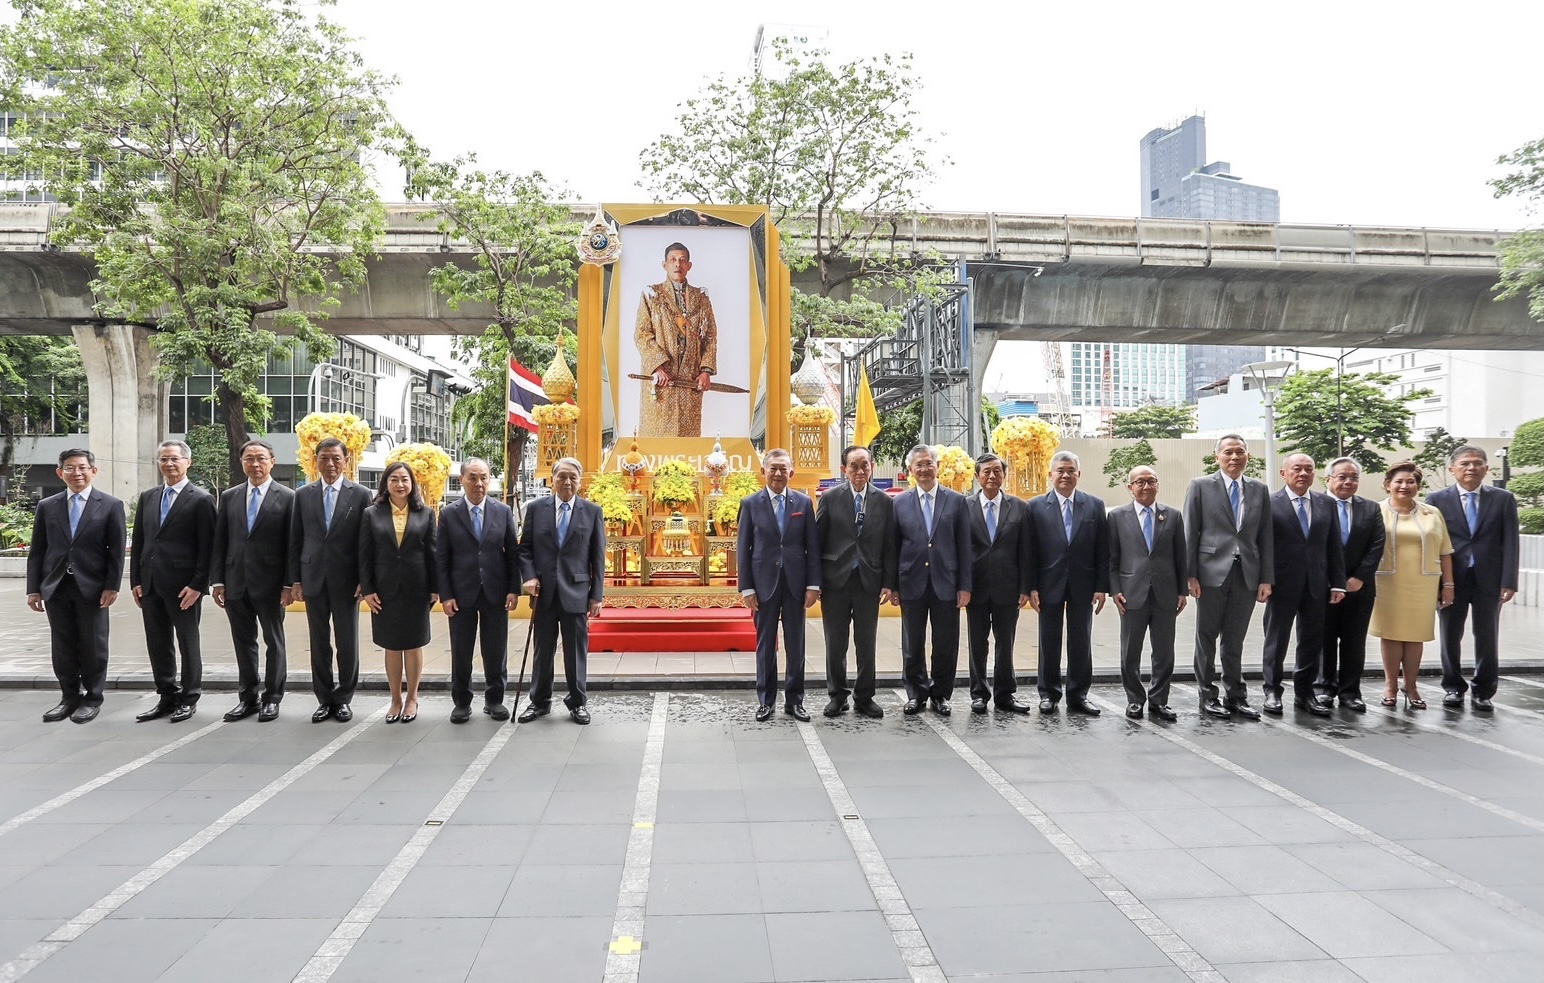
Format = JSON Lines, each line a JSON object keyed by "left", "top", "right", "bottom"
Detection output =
{"left": 891, "top": 444, "right": 972, "bottom": 715}
{"left": 130, "top": 439, "right": 218, "bottom": 722}
{"left": 1107, "top": 465, "right": 1186, "bottom": 720}
{"left": 1026, "top": 450, "right": 1108, "bottom": 714}
{"left": 1320, "top": 457, "right": 1385, "bottom": 711}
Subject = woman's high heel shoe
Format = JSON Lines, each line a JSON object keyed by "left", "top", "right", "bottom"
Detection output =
{"left": 1405, "top": 692, "right": 1427, "bottom": 710}
{"left": 402, "top": 701, "right": 418, "bottom": 723}
{"left": 1380, "top": 692, "right": 1398, "bottom": 707}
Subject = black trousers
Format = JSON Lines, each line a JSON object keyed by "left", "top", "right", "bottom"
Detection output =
{"left": 1321, "top": 587, "right": 1374, "bottom": 700}
{"left": 306, "top": 583, "right": 360, "bottom": 707}
{"left": 46, "top": 576, "right": 110, "bottom": 707}
{"left": 1036, "top": 594, "right": 1094, "bottom": 704}
{"left": 1440, "top": 566, "right": 1501, "bottom": 700}
{"left": 901, "top": 585, "right": 959, "bottom": 702}
{"left": 967, "top": 599, "right": 1020, "bottom": 703}
{"left": 822, "top": 579, "right": 880, "bottom": 705}
{"left": 1193, "top": 562, "right": 1255, "bottom": 705}
{"left": 141, "top": 588, "right": 203, "bottom": 705}
{"left": 530, "top": 604, "right": 588, "bottom": 710}
{"left": 449, "top": 593, "right": 510, "bottom": 707}
{"left": 753, "top": 579, "right": 806, "bottom": 708}
{"left": 1261, "top": 583, "right": 1326, "bottom": 703}
{"left": 1118, "top": 597, "right": 1177, "bottom": 708}
{"left": 226, "top": 590, "right": 287, "bottom": 706}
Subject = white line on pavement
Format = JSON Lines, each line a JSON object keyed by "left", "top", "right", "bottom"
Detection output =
{"left": 1363, "top": 705, "right": 1544, "bottom": 767}
{"left": 602, "top": 692, "right": 669, "bottom": 983}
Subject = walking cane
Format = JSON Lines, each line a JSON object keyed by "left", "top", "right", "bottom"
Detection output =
{"left": 509, "top": 596, "right": 537, "bottom": 721}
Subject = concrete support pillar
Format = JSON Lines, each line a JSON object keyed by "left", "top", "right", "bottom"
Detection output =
{"left": 971, "top": 325, "right": 1001, "bottom": 451}
{"left": 72, "top": 323, "right": 168, "bottom": 505}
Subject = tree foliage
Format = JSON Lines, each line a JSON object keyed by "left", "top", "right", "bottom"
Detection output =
{"left": 0, "top": 337, "right": 86, "bottom": 469}
{"left": 1492, "top": 137, "right": 1544, "bottom": 324}
{"left": 1274, "top": 368, "right": 1430, "bottom": 474}
{"left": 183, "top": 424, "right": 230, "bottom": 493}
{"left": 868, "top": 401, "right": 922, "bottom": 468}
{"left": 1507, "top": 416, "right": 1544, "bottom": 468}
{"left": 0, "top": 0, "right": 401, "bottom": 478}
{"left": 1412, "top": 427, "right": 1468, "bottom": 486}
{"left": 1102, "top": 439, "right": 1158, "bottom": 488}
{"left": 1108, "top": 404, "right": 1195, "bottom": 440}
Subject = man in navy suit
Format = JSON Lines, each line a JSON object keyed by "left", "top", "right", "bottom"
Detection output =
{"left": 1320, "top": 457, "right": 1385, "bottom": 712}
{"left": 437, "top": 458, "right": 521, "bottom": 723}
{"left": 129, "top": 440, "right": 217, "bottom": 723}
{"left": 1026, "top": 451, "right": 1108, "bottom": 715}
{"left": 1430, "top": 445, "right": 1520, "bottom": 711}
{"left": 26, "top": 448, "right": 127, "bottom": 724}
{"left": 1107, "top": 465, "right": 1187, "bottom": 720}
{"left": 738, "top": 449, "right": 821, "bottom": 722}
{"left": 1261, "top": 454, "right": 1346, "bottom": 716}
{"left": 289, "top": 437, "right": 372, "bottom": 723}
{"left": 965, "top": 453, "right": 1033, "bottom": 714}
{"left": 891, "top": 444, "right": 972, "bottom": 716}
{"left": 519, "top": 457, "right": 606, "bottom": 724}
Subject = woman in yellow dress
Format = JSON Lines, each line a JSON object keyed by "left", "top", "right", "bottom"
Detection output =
{"left": 1369, "top": 462, "right": 1455, "bottom": 709}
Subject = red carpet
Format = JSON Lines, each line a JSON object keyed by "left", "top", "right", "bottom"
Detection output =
{"left": 590, "top": 607, "right": 758, "bottom": 653}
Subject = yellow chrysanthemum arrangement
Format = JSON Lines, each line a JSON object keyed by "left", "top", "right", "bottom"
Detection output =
{"left": 652, "top": 458, "right": 698, "bottom": 509}
{"left": 713, "top": 471, "right": 764, "bottom": 528}
{"left": 296, "top": 412, "right": 372, "bottom": 482}
{"left": 992, "top": 417, "right": 1061, "bottom": 496}
{"left": 788, "top": 404, "right": 837, "bottom": 427}
{"left": 586, "top": 472, "right": 635, "bottom": 526}
{"left": 385, "top": 442, "right": 453, "bottom": 508}
{"left": 533, "top": 403, "right": 581, "bottom": 425}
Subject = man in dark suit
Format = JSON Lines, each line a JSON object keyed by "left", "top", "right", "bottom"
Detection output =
{"left": 1431, "top": 445, "right": 1520, "bottom": 711}
{"left": 437, "top": 458, "right": 521, "bottom": 723}
{"left": 1261, "top": 454, "right": 1347, "bottom": 716}
{"left": 519, "top": 457, "right": 606, "bottom": 724}
{"left": 1108, "top": 465, "right": 1187, "bottom": 721}
{"left": 965, "top": 453, "right": 1033, "bottom": 714}
{"left": 289, "top": 437, "right": 372, "bottom": 723}
{"left": 212, "top": 440, "right": 294, "bottom": 722}
{"left": 1185, "top": 434, "right": 1274, "bottom": 720}
{"left": 1320, "top": 458, "right": 1385, "bottom": 712}
{"left": 1026, "top": 451, "right": 1108, "bottom": 715}
{"left": 738, "top": 449, "right": 821, "bottom": 722}
{"left": 891, "top": 444, "right": 972, "bottom": 716}
{"left": 815, "top": 445, "right": 895, "bottom": 719}
{"left": 129, "top": 440, "right": 217, "bottom": 722}
{"left": 25, "top": 448, "right": 126, "bottom": 724}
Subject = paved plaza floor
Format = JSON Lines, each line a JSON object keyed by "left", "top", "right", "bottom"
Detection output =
{"left": 2, "top": 678, "right": 1544, "bottom": 983}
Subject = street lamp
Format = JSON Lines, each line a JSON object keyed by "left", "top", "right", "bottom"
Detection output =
{"left": 307, "top": 364, "right": 334, "bottom": 416}
{"left": 1243, "top": 360, "right": 1296, "bottom": 488}
{"left": 1497, "top": 445, "right": 1510, "bottom": 489}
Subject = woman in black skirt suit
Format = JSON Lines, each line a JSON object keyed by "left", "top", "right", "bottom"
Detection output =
{"left": 360, "top": 462, "right": 439, "bottom": 723}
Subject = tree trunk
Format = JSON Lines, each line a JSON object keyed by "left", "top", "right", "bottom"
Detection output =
{"left": 504, "top": 427, "right": 531, "bottom": 511}
{"left": 216, "top": 381, "right": 250, "bottom": 484}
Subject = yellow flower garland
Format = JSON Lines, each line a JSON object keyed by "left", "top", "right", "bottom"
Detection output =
{"left": 296, "top": 412, "right": 372, "bottom": 482}
{"left": 533, "top": 403, "right": 581, "bottom": 426}
{"left": 385, "top": 442, "right": 453, "bottom": 509}
{"left": 788, "top": 404, "right": 837, "bottom": 427}
{"left": 992, "top": 417, "right": 1061, "bottom": 497}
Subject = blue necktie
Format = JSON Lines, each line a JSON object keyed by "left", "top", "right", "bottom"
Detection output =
{"left": 247, "top": 486, "right": 261, "bottom": 534}
{"left": 1339, "top": 499, "right": 1350, "bottom": 546}
{"left": 69, "top": 493, "right": 83, "bottom": 538}
{"left": 557, "top": 501, "right": 570, "bottom": 545}
{"left": 1142, "top": 506, "right": 1153, "bottom": 553}
{"left": 160, "top": 486, "right": 175, "bottom": 525}
{"left": 1465, "top": 492, "right": 1478, "bottom": 567}
{"left": 472, "top": 504, "right": 483, "bottom": 540}
{"left": 774, "top": 493, "right": 785, "bottom": 534}
{"left": 1296, "top": 496, "right": 1310, "bottom": 537}
{"left": 853, "top": 492, "right": 864, "bottom": 570}
{"left": 323, "top": 484, "right": 336, "bottom": 530}
{"left": 1063, "top": 498, "right": 1074, "bottom": 543}
{"left": 984, "top": 499, "right": 997, "bottom": 542}
{"left": 1229, "top": 479, "right": 1241, "bottom": 528}
{"left": 922, "top": 492, "right": 934, "bottom": 536}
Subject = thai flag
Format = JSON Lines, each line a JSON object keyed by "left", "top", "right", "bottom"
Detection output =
{"left": 507, "top": 357, "right": 548, "bottom": 433}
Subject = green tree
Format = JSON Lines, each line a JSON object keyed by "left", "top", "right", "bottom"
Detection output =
{"left": 1412, "top": 427, "right": 1467, "bottom": 486}
{"left": 0, "top": 337, "right": 86, "bottom": 470}
{"left": 183, "top": 424, "right": 230, "bottom": 493}
{"left": 1507, "top": 417, "right": 1544, "bottom": 468}
{"left": 405, "top": 157, "right": 579, "bottom": 500}
{"left": 981, "top": 398, "right": 1001, "bottom": 441}
{"left": 1273, "top": 368, "right": 1430, "bottom": 474}
{"left": 868, "top": 401, "right": 922, "bottom": 468}
{"left": 0, "top": 0, "right": 401, "bottom": 478}
{"left": 1108, "top": 404, "right": 1195, "bottom": 439}
{"left": 1102, "top": 439, "right": 1158, "bottom": 488}
{"left": 1492, "top": 138, "right": 1544, "bottom": 323}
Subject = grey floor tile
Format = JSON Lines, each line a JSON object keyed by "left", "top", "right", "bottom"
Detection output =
{"left": 1093, "top": 848, "right": 1243, "bottom": 900}
{"left": 1060, "top": 811, "right": 1179, "bottom": 852}
{"left": 756, "top": 859, "right": 874, "bottom": 912}
{"left": 1011, "top": 781, "right": 1126, "bottom": 813}
{"left": 467, "top": 916, "right": 612, "bottom": 983}
{"left": 157, "top": 918, "right": 337, "bottom": 983}
{"left": 0, "top": 864, "right": 142, "bottom": 919}
{"left": 657, "top": 789, "right": 748, "bottom": 824}
{"left": 833, "top": 757, "right": 983, "bottom": 787}
{"left": 1214, "top": 959, "right": 1369, "bottom": 983}
{"left": 0, "top": 919, "right": 53, "bottom": 962}
{"left": 228, "top": 864, "right": 383, "bottom": 918}
{"left": 736, "top": 760, "right": 823, "bottom": 788}
{"left": 1254, "top": 891, "right": 1450, "bottom": 958}
{"left": 653, "top": 822, "right": 756, "bottom": 864}
{"left": 55, "top": 823, "right": 205, "bottom": 867}
{"left": 765, "top": 910, "right": 910, "bottom": 981}
{"left": 865, "top": 814, "right": 1055, "bottom": 858}
{"left": 0, "top": 823, "right": 111, "bottom": 867}
{"left": 1147, "top": 896, "right": 1328, "bottom": 964}
{"left": 1363, "top": 886, "right": 1544, "bottom": 953}
{"left": 1340, "top": 951, "right": 1544, "bottom": 983}
{"left": 23, "top": 917, "right": 219, "bottom": 983}
{"left": 98, "top": 762, "right": 220, "bottom": 792}
{"left": 743, "top": 787, "right": 836, "bottom": 821}
{"left": 39, "top": 789, "right": 172, "bottom": 824}
{"left": 1218, "top": 805, "right": 1359, "bottom": 845}
{"left": 329, "top": 916, "right": 491, "bottom": 983}
{"left": 184, "top": 822, "right": 323, "bottom": 866}
{"left": 451, "top": 788, "right": 552, "bottom": 824}
{"left": 240, "top": 790, "right": 359, "bottom": 825}
{"left": 557, "top": 762, "right": 645, "bottom": 793}
{"left": 498, "top": 863, "right": 621, "bottom": 917}
{"left": 1334, "top": 797, "right": 1542, "bottom": 840}
{"left": 1285, "top": 842, "right": 1450, "bottom": 892}
{"left": 638, "top": 913, "right": 773, "bottom": 983}
{"left": 1131, "top": 806, "right": 1268, "bottom": 848}
{"left": 747, "top": 820, "right": 852, "bottom": 862}
{"left": 648, "top": 861, "right": 762, "bottom": 915}
{"left": 330, "top": 788, "right": 453, "bottom": 825}
{"left": 286, "top": 823, "right": 417, "bottom": 866}
{"left": 891, "top": 853, "right": 1103, "bottom": 909}
{"left": 522, "top": 823, "right": 630, "bottom": 865}
{"left": 660, "top": 760, "right": 743, "bottom": 790}
{"left": 1191, "top": 844, "right": 1347, "bottom": 895}
{"left": 1403, "top": 835, "right": 1544, "bottom": 886}
{"left": 845, "top": 782, "right": 1018, "bottom": 819}
{"left": 124, "top": 789, "right": 255, "bottom": 825}
{"left": 381, "top": 864, "right": 519, "bottom": 918}
{"left": 919, "top": 902, "right": 1172, "bottom": 976}
{"left": 419, "top": 823, "right": 536, "bottom": 866}
{"left": 114, "top": 863, "right": 275, "bottom": 918}
{"left": 541, "top": 788, "right": 640, "bottom": 824}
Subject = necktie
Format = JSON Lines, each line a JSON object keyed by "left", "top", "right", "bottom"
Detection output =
{"left": 1296, "top": 496, "right": 1310, "bottom": 536}
{"left": 1465, "top": 492, "right": 1479, "bottom": 535}
{"left": 1229, "top": 479, "right": 1242, "bottom": 528}
{"left": 1063, "top": 497, "right": 1074, "bottom": 543}
{"left": 1142, "top": 506, "right": 1154, "bottom": 553}
{"left": 472, "top": 504, "right": 483, "bottom": 540}
{"left": 160, "top": 486, "right": 175, "bottom": 524}
{"left": 324, "top": 484, "right": 336, "bottom": 530}
{"left": 69, "top": 493, "right": 82, "bottom": 538}
{"left": 852, "top": 492, "right": 864, "bottom": 570}
{"left": 922, "top": 492, "right": 934, "bottom": 535}
{"left": 984, "top": 499, "right": 997, "bottom": 542}
{"left": 1339, "top": 499, "right": 1350, "bottom": 546}
{"left": 557, "top": 501, "right": 571, "bottom": 545}
{"left": 247, "top": 486, "right": 261, "bottom": 534}
{"left": 775, "top": 493, "right": 785, "bottom": 534}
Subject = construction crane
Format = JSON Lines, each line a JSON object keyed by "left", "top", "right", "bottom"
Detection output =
{"left": 1101, "top": 346, "right": 1116, "bottom": 434}
{"left": 1042, "top": 342, "right": 1072, "bottom": 428}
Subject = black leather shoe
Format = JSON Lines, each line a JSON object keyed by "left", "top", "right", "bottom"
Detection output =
{"left": 823, "top": 697, "right": 848, "bottom": 718}
{"left": 311, "top": 705, "right": 333, "bottom": 723}
{"left": 996, "top": 699, "right": 1034, "bottom": 714}
{"left": 70, "top": 705, "right": 99, "bottom": 724}
{"left": 1152, "top": 705, "right": 1179, "bottom": 721}
{"left": 1039, "top": 700, "right": 1056, "bottom": 714}
{"left": 1202, "top": 700, "right": 1231, "bottom": 718}
{"left": 970, "top": 698, "right": 989, "bottom": 715}
{"left": 570, "top": 705, "right": 591, "bottom": 725}
{"left": 258, "top": 703, "right": 280, "bottom": 722}
{"left": 1442, "top": 691, "right": 1465, "bottom": 708}
{"left": 1472, "top": 697, "right": 1494, "bottom": 711}
{"left": 1228, "top": 700, "right": 1261, "bottom": 720}
{"left": 138, "top": 703, "right": 175, "bottom": 722}
{"left": 1342, "top": 697, "right": 1367, "bottom": 713}
{"left": 450, "top": 705, "right": 472, "bottom": 724}
{"left": 485, "top": 703, "right": 510, "bottom": 721}
{"left": 1262, "top": 695, "right": 1284, "bottom": 714}
{"left": 518, "top": 704, "right": 551, "bottom": 723}
{"left": 333, "top": 705, "right": 353, "bottom": 723}
{"left": 929, "top": 698, "right": 951, "bottom": 716}
{"left": 223, "top": 702, "right": 258, "bottom": 722}
{"left": 784, "top": 703, "right": 809, "bottom": 722}
{"left": 1296, "top": 699, "right": 1332, "bottom": 718}
{"left": 43, "top": 703, "right": 75, "bottom": 723}
{"left": 754, "top": 704, "right": 774, "bottom": 722}
{"left": 902, "top": 699, "right": 924, "bottom": 716}
{"left": 854, "top": 700, "right": 884, "bottom": 719}
{"left": 1125, "top": 703, "right": 1144, "bottom": 720}
{"left": 1068, "top": 699, "right": 1102, "bottom": 717}
{"left": 169, "top": 705, "right": 196, "bottom": 723}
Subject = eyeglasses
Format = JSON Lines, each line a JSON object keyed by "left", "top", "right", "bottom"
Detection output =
{"left": 59, "top": 466, "right": 94, "bottom": 474}
{"left": 1129, "top": 478, "right": 1158, "bottom": 487}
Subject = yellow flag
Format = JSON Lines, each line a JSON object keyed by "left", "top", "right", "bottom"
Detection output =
{"left": 854, "top": 365, "right": 881, "bottom": 447}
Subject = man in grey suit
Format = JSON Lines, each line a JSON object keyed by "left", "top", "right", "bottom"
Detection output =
{"left": 1026, "top": 451, "right": 1108, "bottom": 715}
{"left": 212, "top": 440, "right": 294, "bottom": 722}
{"left": 1108, "top": 465, "right": 1187, "bottom": 721}
{"left": 437, "top": 459, "right": 521, "bottom": 723}
{"left": 1261, "top": 454, "right": 1346, "bottom": 716}
{"left": 816, "top": 445, "right": 895, "bottom": 719}
{"left": 1184, "top": 434, "right": 1273, "bottom": 720}
{"left": 965, "top": 453, "right": 1033, "bottom": 714}
{"left": 892, "top": 444, "right": 972, "bottom": 716}
{"left": 289, "top": 437, "right": 372, "bottom": 723}
{"left": 129, "top": 440, "right": 217, "bottom": 722}
{"left": 519, "top": 457, "right": 606, "bottom": 724}
{"left": 1320, "top": 458, "right": 1385, "bottom": 712}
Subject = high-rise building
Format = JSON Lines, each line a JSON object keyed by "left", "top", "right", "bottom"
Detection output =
{"left": 1064, "top": 341, "right": 1190, "bottom": 432}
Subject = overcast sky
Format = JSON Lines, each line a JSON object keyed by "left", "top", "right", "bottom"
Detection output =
{"left": 330, "top": 0, "right": 1544, "bottom": 230}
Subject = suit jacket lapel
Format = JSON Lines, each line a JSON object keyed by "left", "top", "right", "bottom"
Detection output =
{"left": 73, "top": 493, "right": 98, "bottom": 540}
